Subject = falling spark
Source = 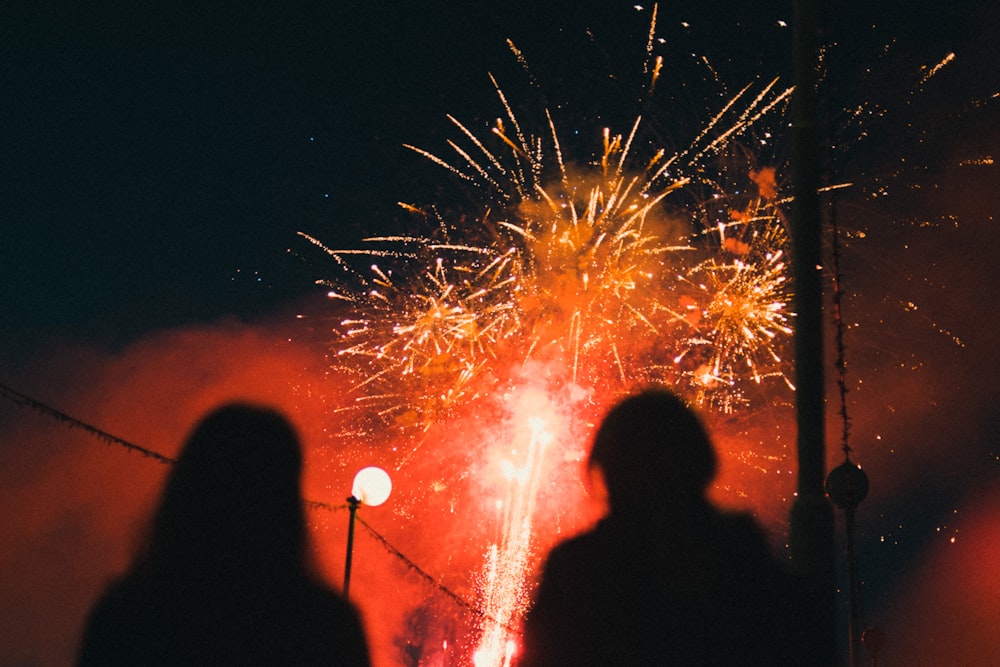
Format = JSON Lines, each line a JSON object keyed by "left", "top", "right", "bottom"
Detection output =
{"left": 918, "top": 52, "right": 956, "bottom": 87}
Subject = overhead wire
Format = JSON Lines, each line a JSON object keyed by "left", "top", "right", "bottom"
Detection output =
{"left": 0, "top": 381, "right": 516, "bottom": 634}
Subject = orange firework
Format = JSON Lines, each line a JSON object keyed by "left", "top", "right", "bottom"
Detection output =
{"left": 302, "top": 75, "right": 793, "bottom": 425}
{"left": 301, "top": 45, "right": 795, "bottom": 667}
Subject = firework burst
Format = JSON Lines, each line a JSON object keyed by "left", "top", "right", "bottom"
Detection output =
{"left": 301, "top": 21, "right": 798, "bottom": 666}
{"left": 303, "top": 74, "right": 794, "bottom": 425}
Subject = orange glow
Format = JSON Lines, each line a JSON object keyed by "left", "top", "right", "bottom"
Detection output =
{"left": 299, "top": 71, "right": 798, "bottom": 665}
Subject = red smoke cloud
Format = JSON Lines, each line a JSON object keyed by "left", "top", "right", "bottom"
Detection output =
{"left": 0, "top": 315, "right": 353, "bottom": 666}
{"left": 0, "top": 310, "right": 600, "bottom": 667}
{"left": 2, "top": 141, "right": 999, "bottom": 665}
{"left": 874, "top": 480, "right": 1000, "bottom": 665}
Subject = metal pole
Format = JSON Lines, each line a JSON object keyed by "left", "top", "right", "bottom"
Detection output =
{"left": 789, "top": 0, "right": 836, "bottom": 663}
{"left": 845, "top": 505, "right": 862, "bottom": 667}
{"left": 344, "top": 495, "right": 360, "bottom": 597}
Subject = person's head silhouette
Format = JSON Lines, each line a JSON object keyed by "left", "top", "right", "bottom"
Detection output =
{"left": 78, "top": 403, "right": 375, "bottom": 666}
{"left": 522, "top": 388, "right": 810, "bottom": 667}
{"left": 141, "top": 402, "right": 308, "bottom": 579}
{"left": 588, "top": 388, "right": 717, "bottom": 514}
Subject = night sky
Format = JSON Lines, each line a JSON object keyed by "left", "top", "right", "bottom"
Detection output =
{"left": 3, "top": 1, "right": 999, "bottom": 665}
{"left": 2, "top": 1, "right": 992, "bottom": 353}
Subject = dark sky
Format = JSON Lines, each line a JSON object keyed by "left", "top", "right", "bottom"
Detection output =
{"left": 3, "top": 0, "right": 671, "bottom": 354}
{"left": 3, "top": 1, "right": 994, "bottom": 356}
{"left": 2, "top": 1, "right": 999, "bottom": 664}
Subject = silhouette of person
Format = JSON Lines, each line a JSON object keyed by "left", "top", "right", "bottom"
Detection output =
{"left": 520, "top": 388, "right": 805, "bottom": 666}
{"left": 77, "top": 403, "right": 371, "bottom": 667}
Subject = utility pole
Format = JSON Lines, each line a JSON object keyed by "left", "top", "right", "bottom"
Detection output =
{"left": 789, "top": 0, "right": 837, "bottom": 663}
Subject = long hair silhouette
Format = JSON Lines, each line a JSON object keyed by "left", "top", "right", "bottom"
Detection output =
{"left": 77, "top": 403, "right": 371, "bottom": 666}
{"left": 138, "top": 403, "right": 308, "bottom": 581}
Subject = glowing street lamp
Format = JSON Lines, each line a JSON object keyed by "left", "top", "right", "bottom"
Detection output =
{"left": 343, "top": 466, "right": 392, "bottom": 597}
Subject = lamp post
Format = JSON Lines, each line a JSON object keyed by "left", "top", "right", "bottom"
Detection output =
{"left": 344, "top": 466, "right": 392, "bottom": 598}
{"left": 826, "top": 459, "right": 871, "bottom": 667}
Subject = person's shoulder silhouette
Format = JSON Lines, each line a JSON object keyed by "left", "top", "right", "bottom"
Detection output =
{"left": 520, "top": 388, "right": 805, "bottom": 666}
{"left": 77, "top": 402, "right": 371, "bottom": 667}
